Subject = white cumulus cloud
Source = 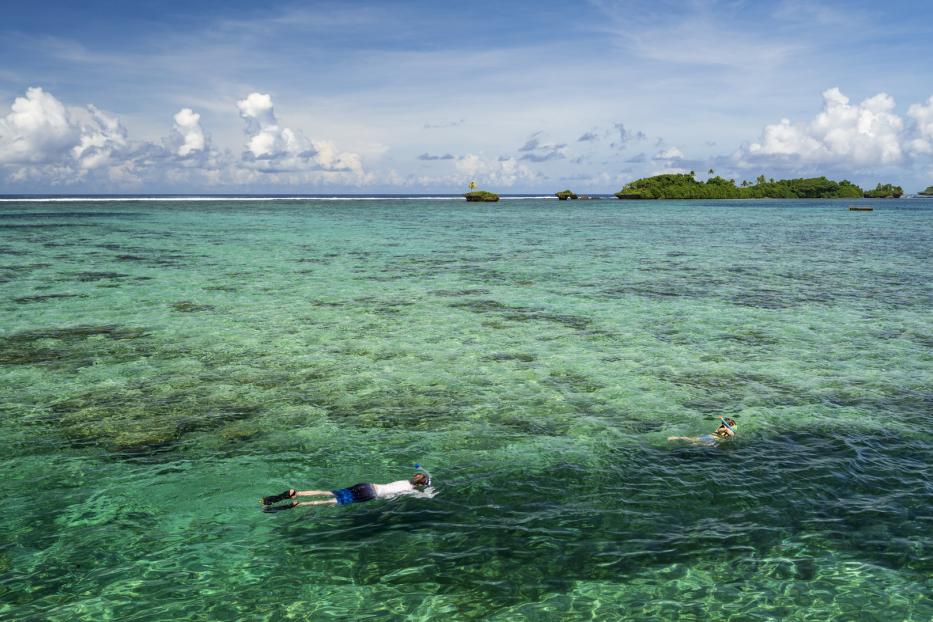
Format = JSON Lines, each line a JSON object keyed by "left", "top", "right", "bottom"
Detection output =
{"left": 0, "top": 87, "right": 80, "bottom": 165}
{"left": 455, "top": 154, "right": 536, "bottom": 186}
{"left": 235, "top": 91, "right": 362, "bottom": 176}
{"left": 907, "top": 96, "right": 933, "bottom": 155}
{"left": 0, "top": 87, "right": 132, "bottom": 181}
{"left": 654, "top": 147, "right": 684, "bottom": 160}
{"left": 72, "top": 105, "right": 128, "bottom": 171}
{"left": 737, "top": 87, "right": 907, "bottom": 167}
{"left": 172, "top": 108, "right": 206, "bottom": 157}
{"left": 0, "top": 87, "right": 371, "bottom": 188}
{"left": 311, "top": 139, "right": 363, "bottom": 174}
{"left": 237, "top": 92, "right": 309, "bottom": 160}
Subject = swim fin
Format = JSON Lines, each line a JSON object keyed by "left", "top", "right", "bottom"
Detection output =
{"left": 261, "top": 489, "right": 295, "bottom": 505}
{"left": 262, "top": 501, "right": 297, "bottom": 513}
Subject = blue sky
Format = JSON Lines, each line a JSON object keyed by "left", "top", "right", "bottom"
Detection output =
{"left": 2, "top": 0, "right": 933, "bottom": 193}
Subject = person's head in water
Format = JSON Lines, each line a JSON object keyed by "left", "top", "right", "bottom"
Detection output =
{"left": 410, "top": 473, "right": 429, "bottom": 487}
{"left": 717, "top": 417, "right": 737, "bottom": 437}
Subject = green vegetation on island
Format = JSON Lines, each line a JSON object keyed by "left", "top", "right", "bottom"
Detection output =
{"left": 615, "top": 173, "right": 874, "bottom": 200}
{"left": 918, "top": 186, "right": 933, "bottom": 196}
{"left": 555, "top": 189, "right": 578, "bottom": 200}
{"left": 464, "top": 190, "right": 500, "bottom": 202}
{"left": 863, "top": 183, "right": 903, "bottom": 198}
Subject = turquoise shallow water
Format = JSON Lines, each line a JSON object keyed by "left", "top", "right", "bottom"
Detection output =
{"left": 0, "top": 197, "right": 931, "bottom": 621}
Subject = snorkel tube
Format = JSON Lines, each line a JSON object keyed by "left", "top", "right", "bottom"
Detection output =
{"left": 719, "top": 417, "right": 735, "bottom": 433}
{"left": 413, "top": 463, "right": 432, "bottom": 486}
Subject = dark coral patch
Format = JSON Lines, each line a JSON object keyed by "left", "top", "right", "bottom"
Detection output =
{"left": 13, "top": 293, "right": 89, "bottom": 304}
{"left": 170, "top": 301, "right": 215, "bottom": 312}
{"left": 0, "top": 325, "right": 149, "bottom": 366}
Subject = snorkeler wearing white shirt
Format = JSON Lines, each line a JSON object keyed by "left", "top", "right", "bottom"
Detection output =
{"left": 261, "top": 470, "right": 431, "bottom": 512}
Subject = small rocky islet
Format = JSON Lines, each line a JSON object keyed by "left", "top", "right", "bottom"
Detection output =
{"left": 464, "top": 190, "right": 499, "bottom": 202}
{"left": 554, "top": 190, "right": 601, "bottom": 200}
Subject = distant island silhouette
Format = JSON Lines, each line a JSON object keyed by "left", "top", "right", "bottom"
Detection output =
{"left": 614, "top": 173, "right": 903, "bottom": 200}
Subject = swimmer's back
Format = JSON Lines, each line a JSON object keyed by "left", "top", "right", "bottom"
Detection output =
{"left": 373, "top": 480, "right": 414, "bottom": 498}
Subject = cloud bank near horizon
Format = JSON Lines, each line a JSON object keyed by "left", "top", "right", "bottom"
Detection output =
{"left": 734, "top": 88, "right": 933, "bottom": 171}
{"left": 0, "top": 87, "right": 369, "bottom": 189}
{"left": 2, "top": 85, "right": 933, "bottom": 191}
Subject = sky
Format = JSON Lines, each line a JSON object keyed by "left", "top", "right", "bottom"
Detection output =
{"left": 1, "top": 0, "right": 933, "bottom": 194}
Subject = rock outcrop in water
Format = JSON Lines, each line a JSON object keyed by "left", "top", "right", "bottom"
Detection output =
{"left": 464, "top": 191, "right": 499, "bottom": 202}
{"left": 555, "top": 189, "right": 578, "bottom": 200}
{"left": 918, "top": 185, "right": 933, "bottom": 196}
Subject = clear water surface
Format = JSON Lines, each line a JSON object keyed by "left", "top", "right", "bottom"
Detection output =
{"left": 1, "top": 197, "right": 930, "bottom": 621}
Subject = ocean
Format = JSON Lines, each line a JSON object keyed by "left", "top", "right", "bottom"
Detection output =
{"left": 1, "top": 197, "right": 930, "bottom": 621}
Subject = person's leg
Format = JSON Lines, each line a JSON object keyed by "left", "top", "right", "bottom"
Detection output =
{"left": 295, "top": 490, "right": 334, "bottom": 498}
{"left": 295, "top": 499, "right": 338, "bottom": 507}
{"left": 667, "top": 436, "right": 698, "bottom": 442}
{"left": 263, "top": 498, "right": 338, "bottom": 513}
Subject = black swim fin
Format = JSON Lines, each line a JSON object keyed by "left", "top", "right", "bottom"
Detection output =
{"left": 261, "top": 489, "right": 294, "bottom": 505}
{"left": 262, "top": 501, "right": 297, "bottom": 513}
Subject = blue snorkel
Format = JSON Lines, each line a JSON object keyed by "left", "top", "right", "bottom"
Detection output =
{"left": 719, "top": 417, "right": 735, "bottom": 433}
{"left": 413, "top": 463, "right": 432, "bottom": 486}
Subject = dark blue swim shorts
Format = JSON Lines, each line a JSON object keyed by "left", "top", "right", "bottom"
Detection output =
{"left": 333, "top": 483, "right": 377, "bottom": 505}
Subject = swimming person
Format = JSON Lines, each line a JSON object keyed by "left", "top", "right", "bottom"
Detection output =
{"left": 261, "top": 471, "right": 431, "bottom": 512}
{"left": 667, "top": 417, "right": 737, "bottom": 446}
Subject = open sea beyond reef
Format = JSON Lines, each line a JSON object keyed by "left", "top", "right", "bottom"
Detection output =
{"left": 1, "top": 197, "right": 931, "bottom": 621}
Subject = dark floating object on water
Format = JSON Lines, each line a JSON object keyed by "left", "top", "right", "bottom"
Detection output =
{"left": 848, "top": 206, "right": 873, "bottom": 211}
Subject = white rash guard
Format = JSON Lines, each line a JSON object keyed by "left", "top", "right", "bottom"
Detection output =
{"left": 372, "top": 480, "right": 415, "bottom": 498}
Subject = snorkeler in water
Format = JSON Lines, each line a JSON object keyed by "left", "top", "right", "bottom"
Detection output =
{"left": 260, "top": 469, "right": 431, "bottom": 512}
{"left": 667, "top": 417, "right": 736, "bottom": 446}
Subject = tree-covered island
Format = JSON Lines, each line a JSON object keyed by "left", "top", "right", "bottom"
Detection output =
{"left": 863, "top": 183, "right": 904, "bottom": 198}
{"left": 615, "top": 173, "right": 902, "bottom": 199}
